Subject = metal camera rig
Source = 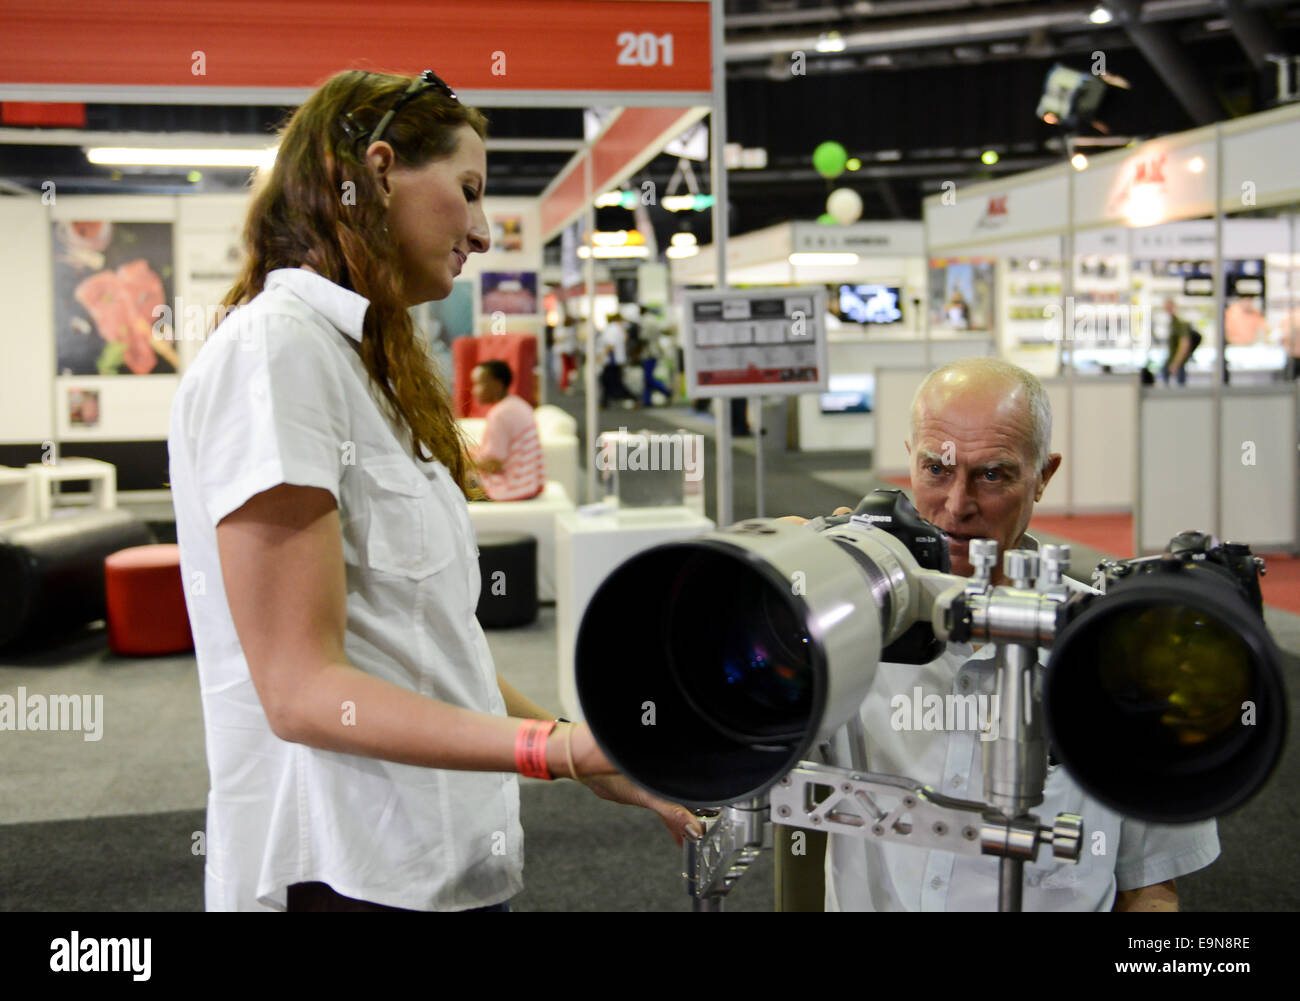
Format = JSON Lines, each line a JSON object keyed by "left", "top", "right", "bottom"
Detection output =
{"left": 684, "top": 533, "right": 1085, "bottom": 912}
{"left": 575, "top": 491, "right": 1286, "bottom": 913}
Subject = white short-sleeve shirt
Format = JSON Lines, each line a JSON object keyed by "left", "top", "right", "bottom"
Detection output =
{"left": 169, "top": 267, "right": 523, "bottom": 912}
{"left": 824, "top": 547, "right": 1220, "bottom": 912}
{"left": 601, "top": 321, "right": 628, "bottom": 364}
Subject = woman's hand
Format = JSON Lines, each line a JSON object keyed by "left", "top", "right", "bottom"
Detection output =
{"left": 548, "top": 724, "right": 703, "bottom": 846}
{"left": 776, "top": 505, "right": 852, "bottom": 526}
{"left": 579, "top": 773, "right": 705, "bottom": 848}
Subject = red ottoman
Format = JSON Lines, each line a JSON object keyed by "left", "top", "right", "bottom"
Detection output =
{"left": 104, "top": 544, "right": 194, "bottom": 655}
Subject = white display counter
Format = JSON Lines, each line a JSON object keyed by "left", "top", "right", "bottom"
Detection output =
{"left": 555, "top": 504, "right": 715, "bottom": 720}
{"left": 798, "top": 332, "right": 994, "bottom": 452}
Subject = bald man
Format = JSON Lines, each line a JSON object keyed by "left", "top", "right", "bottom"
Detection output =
{"left": 818, "top": 357, "right": 1219, "bottom": 912}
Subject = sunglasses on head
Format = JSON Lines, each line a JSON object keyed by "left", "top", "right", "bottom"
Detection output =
{"left": 340, "top": 69, "right": 460, "bottom": 152}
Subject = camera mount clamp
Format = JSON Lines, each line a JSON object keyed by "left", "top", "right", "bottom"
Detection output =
{"left": 686, "top": 538, "right": 1086, "bottom": 913}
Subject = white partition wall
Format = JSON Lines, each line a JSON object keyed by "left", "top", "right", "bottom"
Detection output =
{"left": 0, "top": 197, "right": 55, "bottom": 445}
{"left": 1138, "top": 394, "right": 1218, "bottom": 552}
{"left": 1219, "top": 389, "right": 1299, "bottom": 548}
{"left": 873, "top": 367, "right": 930, "bottom": 476}
{"left": 1037, "top": 376, "right": 1138, "bottom": 515}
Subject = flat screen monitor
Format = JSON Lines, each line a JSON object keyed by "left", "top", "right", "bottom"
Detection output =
{"left": 820, "top": 373, "right": 875, "bottom": 414}
{"left": 839, "top": 284, "right": 903, "bottom": 324}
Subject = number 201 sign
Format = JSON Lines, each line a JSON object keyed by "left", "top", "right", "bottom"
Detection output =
{"left": 617, "top": 32, "right": 675, "bottom": 67}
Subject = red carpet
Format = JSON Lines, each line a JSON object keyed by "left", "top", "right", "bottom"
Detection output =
{"left": 1027, "top": 513, "right": 1135, "bottom": 559}
{"left": 878, "top": 478, "right": 1300, "bottom": 614}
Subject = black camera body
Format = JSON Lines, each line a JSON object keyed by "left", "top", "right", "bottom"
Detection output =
{"left": 815, "top": 489, "right": 951, "bottom": 665}
{"left": 1088, "top": 530, "right": 1266, "bottom": 618}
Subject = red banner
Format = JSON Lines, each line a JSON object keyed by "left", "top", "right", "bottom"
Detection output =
{"left": 540, "top": 106, "right": 704, "bottom": 241}
{"left": 0, "top": 0, "right": 711, "bottom": 97}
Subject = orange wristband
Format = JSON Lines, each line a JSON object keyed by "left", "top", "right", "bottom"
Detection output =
{"left": 515, "top": 719, "right": 558, "bottom": 780}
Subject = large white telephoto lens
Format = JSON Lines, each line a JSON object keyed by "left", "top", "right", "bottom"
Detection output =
{"left": 576, "top": 510, "right": 949, "bottom": 807}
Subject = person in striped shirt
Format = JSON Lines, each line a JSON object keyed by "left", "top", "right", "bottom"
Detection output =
{"left": 470, "top": 361, "right": 546, "bottom": 500}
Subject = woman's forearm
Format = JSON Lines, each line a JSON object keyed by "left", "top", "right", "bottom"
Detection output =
{"left": 278, "top": 660, "right": 589, "bottom": 777}
{"left": 277, "top": 659, "right": 524, "bottom": 770}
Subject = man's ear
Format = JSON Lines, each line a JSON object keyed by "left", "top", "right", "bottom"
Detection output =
{"left": 1035, "top": 452, "right": 1063, "bottom": 500}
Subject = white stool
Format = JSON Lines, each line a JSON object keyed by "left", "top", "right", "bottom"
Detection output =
{"left": 0, "top": 466, "right": 39, "bottom": 531}
{"left": 26, "top": 458, "right": 118, "bottom": 521}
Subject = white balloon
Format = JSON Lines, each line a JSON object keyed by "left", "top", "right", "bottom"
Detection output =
{"left": 826, "top": 187, "right": 863, "bottom": 224}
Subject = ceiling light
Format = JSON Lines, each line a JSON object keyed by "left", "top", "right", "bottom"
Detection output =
{"left": 670, "top": 232, "right": 697, "bottom": 248}
{"left": 1187, "top": 155, "right": 1206, "bottom": 174}
{"left": 1089, "top": 4, "right": 1113, "bottom": 25}
{"left": 846, "top": 157, "right": 861, "bottom": 171}
{"left": 86, "top": 146, "right": 277, "bottom": 169}
{"left": 816, "top": 31, "right": 846, "bottom": 53}
{"left": 577, "top": 245, "right": 650, "bottom": 259}
{"left": 666, "top": 244, "right": 699, "bottom": 260}
{"left": 788, "top": 252, "right": 860, "bottom": 266}
{"left": 981, "top": 150, "right": 1000, "bottom": 165}
{"left": 1071, "top": 152, "right": 1089, "bottom": 171}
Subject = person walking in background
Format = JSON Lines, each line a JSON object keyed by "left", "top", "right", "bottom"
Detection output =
{"left": 598, "top": 311, "right": 637, "bottom": 409}
{"left": 635, "top": 307, "right": 673, "bottom": 406}
{"left": 1160, "top": 297, "right": 1202, "bottom": 386}
{"left": 553, "top": 310, "right": 578, "bottom": 394}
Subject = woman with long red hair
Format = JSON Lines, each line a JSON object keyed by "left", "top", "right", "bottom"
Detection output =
{"left": 169, "top": 69, "right": 699, "bottom": 912}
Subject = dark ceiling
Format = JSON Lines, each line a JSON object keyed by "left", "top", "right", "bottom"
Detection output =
{"left": 2, "top": 0, "right": 1299, "bottom": 253}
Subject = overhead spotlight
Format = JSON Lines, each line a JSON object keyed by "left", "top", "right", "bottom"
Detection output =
{"left": 1071, "top": 152, "right": 1089, "bottom": 171}
{"left": 1043, "top": 112, "right": 1059, "bottom": 125}
{"left": 981, "top": 150, "right": 1000, "bottom": 165}
{"left": 816, "top": 31, "right": 846, "bottom": 53}
{"left": 1188, "top": 155, "right": 1206, "bottom": 174}
{"left": 86, "top": 146, "right": 277, "bottom": 170}
{"left": 846, "top": 157, "right": 862, "bottom": 171}
{"left": 670, "top": 232, "right": 697, "bottom": 248}
{"left": 1089, "top": 3, "right": 1113, "bottom": 25}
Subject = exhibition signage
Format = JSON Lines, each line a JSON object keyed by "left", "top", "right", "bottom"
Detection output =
{"left": 0, "top": 0, "right": 711, "bottom": 104}
{"left": 924, "top": 169, "right": 1067, "bottom": 250}
{"left": 681, "top": 287, "right": 828, "bottom": 399}
{"left": 790, "top": 221, "right": 924, "bottom": 257}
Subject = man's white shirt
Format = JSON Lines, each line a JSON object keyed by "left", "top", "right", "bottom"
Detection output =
{"left": 823, "top": 542, "right": 1220, "bottom": 911}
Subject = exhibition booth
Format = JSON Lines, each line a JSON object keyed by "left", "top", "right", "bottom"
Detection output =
{"left": 906, "top": 101, "right": 1300, "bottom": 552}
{"left": 672, "top": 219, "right": 993, "bottom": 450}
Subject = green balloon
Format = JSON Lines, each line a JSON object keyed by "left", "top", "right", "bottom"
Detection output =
{"left": 817, "top": 213, "right": 837, "bottom": 225}
{"left": 813, "top": 141, "right": 848, "bottom": 179}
